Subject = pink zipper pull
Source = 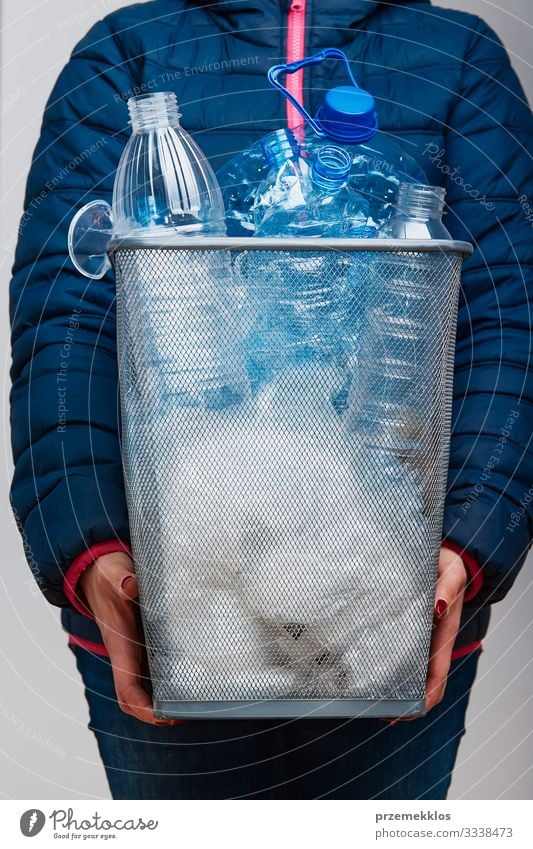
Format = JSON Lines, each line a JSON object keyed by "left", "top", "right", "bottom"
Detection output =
{"left": 286, "top": 0, "right": 307, "bottom": 129}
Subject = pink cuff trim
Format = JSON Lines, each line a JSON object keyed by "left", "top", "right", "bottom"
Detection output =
{"left": 68, "top": 634, "right": 110, "bottom": 656}
{"left": 451, "top": 640, "right": 482, "bottom": 661}
{"left": 64, "top": 540, "right": 132, "bottom": 619}
{"left": 442, "top": 540, "right": 484, "bottom": 603}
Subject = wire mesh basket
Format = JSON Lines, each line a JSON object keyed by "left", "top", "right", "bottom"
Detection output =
{"left": 110, "top": 236, "right": 472, "bottom": 719}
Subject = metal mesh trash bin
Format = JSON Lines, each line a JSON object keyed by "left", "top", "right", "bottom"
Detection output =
{"left": 110, "top": 236, "right": 472, "bottom": 719}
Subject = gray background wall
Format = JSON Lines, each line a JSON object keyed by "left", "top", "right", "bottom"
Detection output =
{"left": 0, "top": 0, "right": 531, "bottom": 799}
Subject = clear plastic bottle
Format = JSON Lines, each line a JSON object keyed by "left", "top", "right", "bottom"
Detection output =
{"left": 217, "top": 125, "right": 425, "bottom": 238}
{"left": 347, "top": 183, "right": 451, "bottom": 488}
{"left": 268, "top": 50, "right": 428, "bottom": 232}
{"left": 248, "top": 145, "right": 356, "bottom": 371}
{"left": 112, "top": 91, "right": 226, "bottom": 239}
{"left": 252, "top": 129, "right": 308, "bottom": 227}
{"left": 216, "top": 48, "right": 428, "bottom": 237}
{"left": 68, "top": 93, "right": 249, "bottom": 412}
{"left": 378, "top": 183, "right": 450, "bottom": 239}
{"left": 68, "top": 91, "right": 226, "bottom": 277}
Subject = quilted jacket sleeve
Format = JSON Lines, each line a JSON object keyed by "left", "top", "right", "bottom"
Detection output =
{"left": 9, "top": 17, "right": 137, "bottom": 608}
{"left": 441, "top": 17, "right": 533, "bottom": 604}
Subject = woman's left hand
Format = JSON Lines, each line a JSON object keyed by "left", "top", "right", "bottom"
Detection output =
{"left": 425, "top": 545, "right": 468, "bottom": 712}
{"left": 386, "top": 545, "right": 468, "bottom": 723}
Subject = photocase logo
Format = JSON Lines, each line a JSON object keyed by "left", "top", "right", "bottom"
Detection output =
{"left": 20, "top": 809, "right": 46, "bottom": 837}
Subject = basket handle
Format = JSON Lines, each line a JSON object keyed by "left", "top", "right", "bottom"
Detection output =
{"left": 68, "top": 199, "right": 113, "bottom": 279}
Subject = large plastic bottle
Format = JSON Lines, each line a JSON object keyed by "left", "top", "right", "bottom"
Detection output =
{"left": 216, "top": 131, "right": 295, "bottom": 238}
{"left": 217, "top": 48, "right": 427, "bottom": 237}
{"left": 255, "top": 142, "right": 372, "bottom": 237}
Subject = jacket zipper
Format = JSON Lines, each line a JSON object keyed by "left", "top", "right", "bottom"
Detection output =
{"left": 286, "top": 0, "right": 307, "bottom": 129}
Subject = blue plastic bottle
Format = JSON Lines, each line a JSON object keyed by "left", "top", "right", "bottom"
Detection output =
{"left": 217, "top": 49, "right": 427, "bottom": 237}
{"left": 252, "top": 129, "right": 308, "bottom": 227}
{"left": 242, "top": 145, "right": 358, "bottom": 381}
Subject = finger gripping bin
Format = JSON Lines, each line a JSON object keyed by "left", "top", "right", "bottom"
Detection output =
{"left": 110, "top": 236, "right": 472, "bottom": 719}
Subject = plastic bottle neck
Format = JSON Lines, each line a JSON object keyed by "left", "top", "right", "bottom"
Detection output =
{"left": 396, "top": 184, "right": 446, "bottom": 221}
{"left": 128, "top": 92, "right": 181, "bottom": 132}
{"left": 310, "top": 145, "right": 351, "bottom": 191}
{"left": 261, "top": 129, "right": 300, "bottom": 168}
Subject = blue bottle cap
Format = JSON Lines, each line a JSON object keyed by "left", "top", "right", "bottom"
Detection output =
{"left": 315, "top": 85, "right": 378, "bottom": 143}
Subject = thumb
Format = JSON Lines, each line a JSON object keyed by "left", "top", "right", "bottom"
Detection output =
{"left": 434, "top": 546, "right": 467, "bottom": 619}
{"left": 119, "top": 571, "right": 139, "bottom": 601}
{"left": 91, "top": 551, "right": 139, "bottom": 602}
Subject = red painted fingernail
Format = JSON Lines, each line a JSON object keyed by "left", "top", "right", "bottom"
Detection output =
{"left": 120, "top": 575, "right": 135, "bottom": 590}
{"left": 435, "top": 598, "right": 448, "bottom": 618}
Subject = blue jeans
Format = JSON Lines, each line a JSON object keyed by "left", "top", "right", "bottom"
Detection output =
{"left": 70, "top": 644, "right": 479, "bottom": 800}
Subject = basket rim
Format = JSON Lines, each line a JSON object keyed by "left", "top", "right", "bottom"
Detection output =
{"left": 108, "top": 235, "right": 473, "bottom": 256}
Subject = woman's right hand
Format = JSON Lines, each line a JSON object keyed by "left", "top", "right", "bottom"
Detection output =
{"left": 78, "top": 551, "right": 179, "bottom": 725}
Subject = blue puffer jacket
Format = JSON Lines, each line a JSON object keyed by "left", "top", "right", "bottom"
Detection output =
{"left": 9, "top": 0, "right": 533, "bottom": 653}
